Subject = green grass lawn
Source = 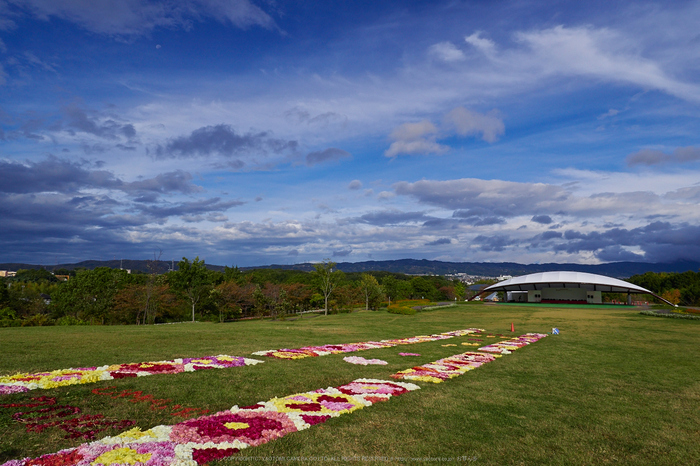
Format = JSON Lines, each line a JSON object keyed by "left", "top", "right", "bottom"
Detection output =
{"left": 1, "top": 304, "right": 699, "bottom": 465}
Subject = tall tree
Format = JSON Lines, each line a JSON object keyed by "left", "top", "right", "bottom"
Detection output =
{"left": 284, "top": 283, "right": 313, "bottom": 312}
{"left": 453, "top": 281, "right": 466, "bottom": 301}
{"left": 213, "top": 281, "right": 255, "bottom": 320}
{"left": 313, "top": 259, "right": 340, "bottom": 316}
{"left": 360, "top": 273, "right": 383, "bottom": 310}
{"left": 51, "top": 268, "right": 136, "bottom": 323}
{"left": 112, "top": 282, "right": 178, "bottom": 325}
{"left": 169, "top": 257, "right": 211, "bottom": 322}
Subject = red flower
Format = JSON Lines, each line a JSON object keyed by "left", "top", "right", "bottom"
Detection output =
{"left": 191, "top": 447, "right": 239, "bottom": 464}
{"left": 109, "top": 372, "right": 137, "bottom": 379}
{"left": 170, "top": 411, "right": 297, "bottom": 446}
{"left": 300, "top": 414, "right": 330, "bottom": 425}
{"left": 25, "top": 449, "right": 83, "bottom": 466}
{"left": 284, "top": 402, "right": 322, "bottom": 412}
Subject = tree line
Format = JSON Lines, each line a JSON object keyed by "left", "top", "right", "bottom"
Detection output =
{"left": 627, "top": 270, "right": 700, "bottom": 306}
{"left": 0, "top": 258, "right": 466, "bottom": 326}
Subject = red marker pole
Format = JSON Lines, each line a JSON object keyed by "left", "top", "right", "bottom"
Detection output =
{"left": 510, "top": 322, "right": 514, "bottom": 332}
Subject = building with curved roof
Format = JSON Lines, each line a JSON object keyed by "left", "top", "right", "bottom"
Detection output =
{"left": 471, "top": 271, "right": 675, "bottom": 306}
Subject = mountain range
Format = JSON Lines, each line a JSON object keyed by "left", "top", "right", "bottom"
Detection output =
{"left": 1, "top": 259, "right": 699, "bottom": 279}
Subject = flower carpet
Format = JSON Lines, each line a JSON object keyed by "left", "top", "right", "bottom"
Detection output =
{"left": 251, "top": 328, "right": 485, "bottom": 360}
{"left": 391, "top": 352, "right": 499, "bottom": 383}
{"left": 3, "top": 379, "right": 419, "bottom": 466}
{"left": 391, "top": 333, "right": 548, "bottom": 383}
{"left": 477, "top": 333, "right": 548, "bottom": 355}
{"left": 0, "top": 356, "right": 264, "bottom": 395}
{"left": 2, "top": 329, "right": 550, "bottom": 465}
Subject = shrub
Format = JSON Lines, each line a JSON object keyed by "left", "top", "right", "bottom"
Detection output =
{"left": 56, "top": 315, "right": 90, "bottom": 326}
{"left": 0, "top": 318, "right": 21, "bottom": 328}
{"left": 21, "top": 314, "right": 55, "bottom": 326}
{"left": 387, "top": 306, "right": 416, "bottom": 315}
{"left": 386, "top": 299, "right": 430, "bottom": 315}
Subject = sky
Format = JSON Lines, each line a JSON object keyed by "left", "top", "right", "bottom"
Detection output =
{"left": 1, "top": 0, "right": 700, "bottom": 268}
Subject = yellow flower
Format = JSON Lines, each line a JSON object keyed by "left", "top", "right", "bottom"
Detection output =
{"left": 272, "top": 351, "right": 307, "bottom": 359}
{"left": 406, "top": 375, "right": 443, "bottom": 383}
{"left": 91, "top": 447, "right": 151, "bottom": 466}
{"left": 224, "top": 422, "right": 250, "bottom": 430}
{"left": 114, "top": 428, "right": 157, "bottom": 441}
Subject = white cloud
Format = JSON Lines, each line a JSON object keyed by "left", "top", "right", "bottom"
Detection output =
{"left": 428, "top": 41, "right": 465, "bottom": 62}
{"left": 384, "top": 120, "right": 448, "bottom": 158}
{"left": 514, "top": 25, "right": 700, "bottom": 102}
{"left": 389, "top": 120, "right": 437, "bottom": 141}
{"left": 443, "top": 107, "right": 504, "bottom": 143}
{"left": 394, "top": 174, "right": 700, "bottom": 225}
{"left": 598, "top": 108, "right": 619, "bottom": 119}
{"left": 394, "top": 178, "right": 569, "bottom": 214}
{"left": 384, "top": 139, "right": 449, "bottom": 158}
{"left": 9, "top": 0, "right": 276, "bottom": 36}
{"left": 626, "top": 146, "right": 700, "bottom": 166}
{"left": 348, "top": 179, "right": 362, "bottom": 190}
{"left": 464, "top": 31, "right": 496, "bottom": 56}
{"left": 553, "top": 168, "right": 700, "bottom": 197}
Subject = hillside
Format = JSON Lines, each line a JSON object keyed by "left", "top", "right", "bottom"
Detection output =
{"left": 1, "top": 258, "right": 698, "bottom": 278}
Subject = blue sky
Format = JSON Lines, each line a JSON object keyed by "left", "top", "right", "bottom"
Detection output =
{"left": 1, "top": 0, "right": 699, "bottom": 267}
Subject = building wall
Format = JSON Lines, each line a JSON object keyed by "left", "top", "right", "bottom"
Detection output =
{"left": 541, "top": 288, "right": 587, "bottom": 301}
{"left": 586, "top": 291, "right": 602, "bottom": 304}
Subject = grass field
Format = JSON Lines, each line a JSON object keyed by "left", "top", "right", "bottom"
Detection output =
{"left": 1, "top": 303, "right": 699, "bottom": 465}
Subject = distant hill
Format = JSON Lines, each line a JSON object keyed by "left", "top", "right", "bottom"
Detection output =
{"left": 248, "top": 258, "right": 700, "bottom": 278}
{"left": 1, "top": 258, "right": 698, "bottom": 278}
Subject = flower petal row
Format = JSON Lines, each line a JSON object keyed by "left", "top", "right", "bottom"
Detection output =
{"left": 342, "top": 357, "right": 388, "bottom": 365}
{"left": 390, "top": 352, "right": 499, "bottom": 383}
{"left": 251, "top": 328, "right": 485, "bottom": 360}
{"left": 0, "top": 356, "right": 263, "bottom": 394}
{"left": 477, "top": 333, "right": 548, "bottom": 355}
{"left": 3, "top": 379, "right": 419, "bottom": 466}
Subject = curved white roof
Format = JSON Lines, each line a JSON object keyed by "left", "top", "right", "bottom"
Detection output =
{"left": 478, "top": 271, "right": 672, "bottom": 305}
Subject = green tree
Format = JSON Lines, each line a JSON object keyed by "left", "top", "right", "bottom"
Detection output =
{"left": 0, "top": 277, "right": 9, "bottom": 306}
{"left": 360, "top": 274, "right": 383, "bottom": 310}
{"left": 51, "top": 268, "right": 136, "bottom": 323}
{"left": 11, "top": 268, "right": 58, "bottom": 283}
{"left": 681, "top": 284, "right": 700, "bottom": 306}
{"left": 223, "top": 265, "right": 244, "bottom": 284}
{"left": 252, "top": 284, "right": 268, "bottom": 317}
{"left": 7, "top": 282, "right": 51, "bottom": 319}
{"left": 410, "top": 276, "right": 438, "bottom": 300}
{"left": 313, "top": 260, "right": 341, "bottom": 316}
{"left": 454, "top": 281, "right": 466, "bottom": 300}
{"left": 169, "top": 257, "right": 211, "bottom": 322}
{"left": 381, "top": 275, "right": 412, "bottom": 302}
